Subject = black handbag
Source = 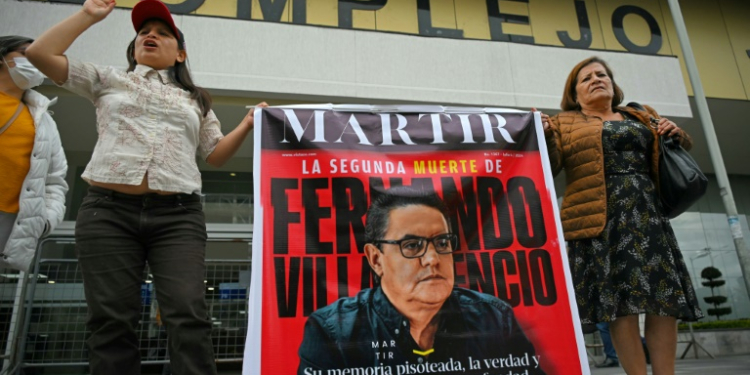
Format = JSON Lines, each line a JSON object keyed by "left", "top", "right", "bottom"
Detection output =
{"left": 627, "top": 102, "right": 708, "bottom": 218}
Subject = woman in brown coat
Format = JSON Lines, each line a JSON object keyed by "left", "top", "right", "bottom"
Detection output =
{"left": 539, "top": 57, "right": 703, "bottom": 375}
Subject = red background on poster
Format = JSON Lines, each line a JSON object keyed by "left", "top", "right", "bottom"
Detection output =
{"left": 257, "top": 146, "right": 582, "bottom": 374}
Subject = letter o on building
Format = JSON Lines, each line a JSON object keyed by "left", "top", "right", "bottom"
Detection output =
{"left": 611, "top": 5, "right": 662, "bottom": 54}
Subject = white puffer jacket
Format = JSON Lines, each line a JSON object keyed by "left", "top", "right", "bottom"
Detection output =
{"left": 1, "top": 89, "right": 68, "bottom": 272}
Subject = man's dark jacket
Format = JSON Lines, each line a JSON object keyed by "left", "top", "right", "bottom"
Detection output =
{"left": 297, "top": 286, "right": 546, "bottom": 374}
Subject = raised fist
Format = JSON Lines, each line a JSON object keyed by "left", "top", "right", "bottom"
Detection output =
{"left": 82, "top": 0, "right": 117, "bottom": 22}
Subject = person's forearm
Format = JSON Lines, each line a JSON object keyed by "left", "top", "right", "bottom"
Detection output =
{"left": 206, "top": 122, "right": 252, "bottom": 167}
{"left": 26, "top": 10, "right": 100, "bottom": 83}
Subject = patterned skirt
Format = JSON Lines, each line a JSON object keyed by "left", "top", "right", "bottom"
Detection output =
{"left": 568, "top": 171, "right": 704, "bottom": 324}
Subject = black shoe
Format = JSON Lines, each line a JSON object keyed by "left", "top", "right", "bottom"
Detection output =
{"left": 595, "top": 358, "right": 620, "bottom": 368}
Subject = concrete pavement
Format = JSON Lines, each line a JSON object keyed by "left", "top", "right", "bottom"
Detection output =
{"left": 589, "top": 354, "right": 750, "bottom": 375}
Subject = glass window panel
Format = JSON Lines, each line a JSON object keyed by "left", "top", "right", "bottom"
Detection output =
{"left": 672, "top": 213, "right": 750, "bottom": 321}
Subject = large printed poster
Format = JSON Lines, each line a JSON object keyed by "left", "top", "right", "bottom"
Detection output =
{"left": 244, "top": 105, "right": 588, "bottom": 375}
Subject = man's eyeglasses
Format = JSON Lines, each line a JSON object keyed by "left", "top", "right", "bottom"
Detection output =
{"left": 372, "top": 233, "right": 458, "bottom": 259}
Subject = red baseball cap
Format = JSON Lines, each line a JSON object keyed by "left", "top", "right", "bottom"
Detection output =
{"left": 131, "top": 0, "right": 185, "bottom": 49}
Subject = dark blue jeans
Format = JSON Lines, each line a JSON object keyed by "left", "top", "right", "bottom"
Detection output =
{"left": 75, "top": 186, "right": 217, "bottom": 375}
{"left": 596, "top": 322, "right": 618, "bottom": 360}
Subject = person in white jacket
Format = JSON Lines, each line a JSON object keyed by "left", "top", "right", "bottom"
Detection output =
{"left": 0, "top": 35, "right": 68, "bottom": 272}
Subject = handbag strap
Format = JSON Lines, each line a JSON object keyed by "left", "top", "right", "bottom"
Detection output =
{"left": 626, "top": 101, "right": 646, "bottom": 112}
{"left": 0, "top": 102, "right": 25, "bottom": 136}
{"left": 626, "top": 102, "right": 660, "bottom": 130}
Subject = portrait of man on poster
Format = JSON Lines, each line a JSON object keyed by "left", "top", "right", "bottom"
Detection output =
{"left": 297, "top": 187, "right": 545, "bottom": 375}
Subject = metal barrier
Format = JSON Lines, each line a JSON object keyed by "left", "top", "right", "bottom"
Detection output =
{"left": 0, "top": 235, "right": 251, "bottom": 374}
{"left": 0, "top": 266, "right": 23, "bottom": 372}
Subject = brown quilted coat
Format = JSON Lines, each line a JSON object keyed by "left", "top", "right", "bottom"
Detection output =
{"left": 545, "top": 105, "right": 693, "bottom": 241}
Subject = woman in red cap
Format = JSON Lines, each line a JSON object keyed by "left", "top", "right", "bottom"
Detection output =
{"left": 26, "top": 1, "right": 265, "bottom": 374}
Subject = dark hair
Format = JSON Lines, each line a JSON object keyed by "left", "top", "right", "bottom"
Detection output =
{"left": 126, "top": 21, "right": 212, "bottom": 117}
{"left": 560, "top": 56, "right": 624, "bottom": 112}
{"left": 0, "top": 35, "right": 34, "bottom": 62}
{"left": 365, "top": 187, "right": 450, "bottom": 244}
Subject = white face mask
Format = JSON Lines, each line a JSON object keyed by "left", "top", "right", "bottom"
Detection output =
{"left": 2, "top": 56, "right": 45, "bottom": 90}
